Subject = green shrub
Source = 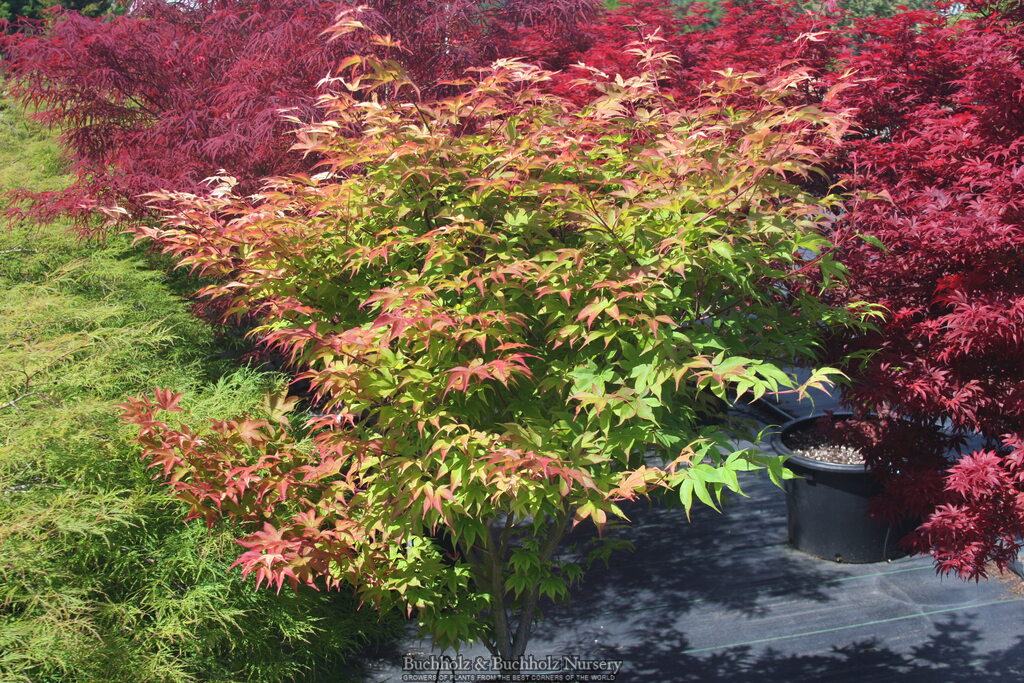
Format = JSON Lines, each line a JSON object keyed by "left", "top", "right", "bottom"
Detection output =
{"left": 127, "top": 38, "right": 871, "bottom": 668}
{"left": 0, "top": 100, "right": 397, "bottom": 682}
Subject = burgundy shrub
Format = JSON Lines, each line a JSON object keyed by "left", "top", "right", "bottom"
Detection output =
{"left": 0, "top": 0, "right": 598, "bottom": 226}
{"left": 827, "top": 11, "right": 1024, "bottom": 577}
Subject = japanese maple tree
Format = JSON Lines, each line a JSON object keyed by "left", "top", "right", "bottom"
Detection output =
{"left": 0, "top": 0, "right": 598, "bottom": 227}
{"left": 538, "top": 0, "right": 1024, "bottom": 579}
{"left": 120, "top": 28, "right": 864, "bottom": 669}
{"left": 824, "top": 8, "right": 1024, "bottom": 578}
{"left": 10, "top": 0, "right": 1020, "bottom": 591}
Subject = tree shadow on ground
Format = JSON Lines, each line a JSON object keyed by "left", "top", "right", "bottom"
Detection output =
{"left": 535, "top": 474, "right": 846, "bottom": 634}
{"left": 603, "top": 613, "right": 1024, "bottom": 681}
{"left": 356, "top": 466, "right": 1022, "bottom": 682}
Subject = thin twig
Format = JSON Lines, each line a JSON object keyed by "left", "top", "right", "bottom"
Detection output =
{"left": 0, "top": 392, "right": 62, "bottom": 411}
{"left": 0, "top": 248, "right": 36, "bottom": 256}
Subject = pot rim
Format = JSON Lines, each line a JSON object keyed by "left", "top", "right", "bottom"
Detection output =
{"left": 770, "top": 411, "right": 871, "bottom": 473}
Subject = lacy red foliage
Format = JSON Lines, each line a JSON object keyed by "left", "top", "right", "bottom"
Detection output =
{"left": 826, "top": 12, "right": 1024, "bottom": 578}
{"left": 523, "top": 0, "right": 705, "bottom": 102}
{"left": 684, "top": 1, "right": 847, "bottom": 93}
{"left": 0, "top": 0, "right": 598, "bottom": 226}
{"left": 510, "top": 0, "right": 846, "bottom": 104}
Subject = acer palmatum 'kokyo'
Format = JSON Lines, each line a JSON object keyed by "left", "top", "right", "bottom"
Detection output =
{"left": 120, "top": 35, "right": 868, "bottom": 667}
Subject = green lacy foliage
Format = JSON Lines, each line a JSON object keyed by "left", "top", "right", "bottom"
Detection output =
{"left": 670, "top": 0, "right": 938, "bottom": 25}
{"left": 0, "top": 101, "right": 397, "bottom": 681}
{"left": 0, "top": 0, "right": 115, "bottom": 23}
{"left": 839, "top": 0, "right": 937, "bottom": 16}
{"left": 125, "top": 35, "right": 874, "bottom": 664}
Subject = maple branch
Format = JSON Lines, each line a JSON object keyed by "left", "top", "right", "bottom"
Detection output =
{"left": 482, "top": 514, "right": 515, "bottom": 661}
{"left": 0, "top": 392, "right": 61, "bottom": 411}
{"left": 779, "top": 246, "right": 835, "bottom": 280}
{"left": 578, "top": 190, "right": 639, "bottom": 268}
{"left": 497, "top": 510, "right": 515, "bottom": 561}
{"left": 463, "top": 542, "right": 496, "bottom": 647}
{"left": 510, "top": 501, "right": 572, "bottom": 660}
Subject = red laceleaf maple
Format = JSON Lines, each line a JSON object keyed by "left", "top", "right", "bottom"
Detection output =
{"left": 0, "top": 0, "right": 598, "bottom": 226}
{"left": 823, "top": 8, "right": 1024, "bottom": 578}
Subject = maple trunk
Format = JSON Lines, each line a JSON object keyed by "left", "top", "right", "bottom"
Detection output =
{"left": 479, "top": 507, "right": 572, "bottom": 676}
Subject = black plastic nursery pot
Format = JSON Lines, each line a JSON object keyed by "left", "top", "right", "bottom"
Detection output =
{"left": 773, "top": 413, "right": 915, "bottom": 564}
